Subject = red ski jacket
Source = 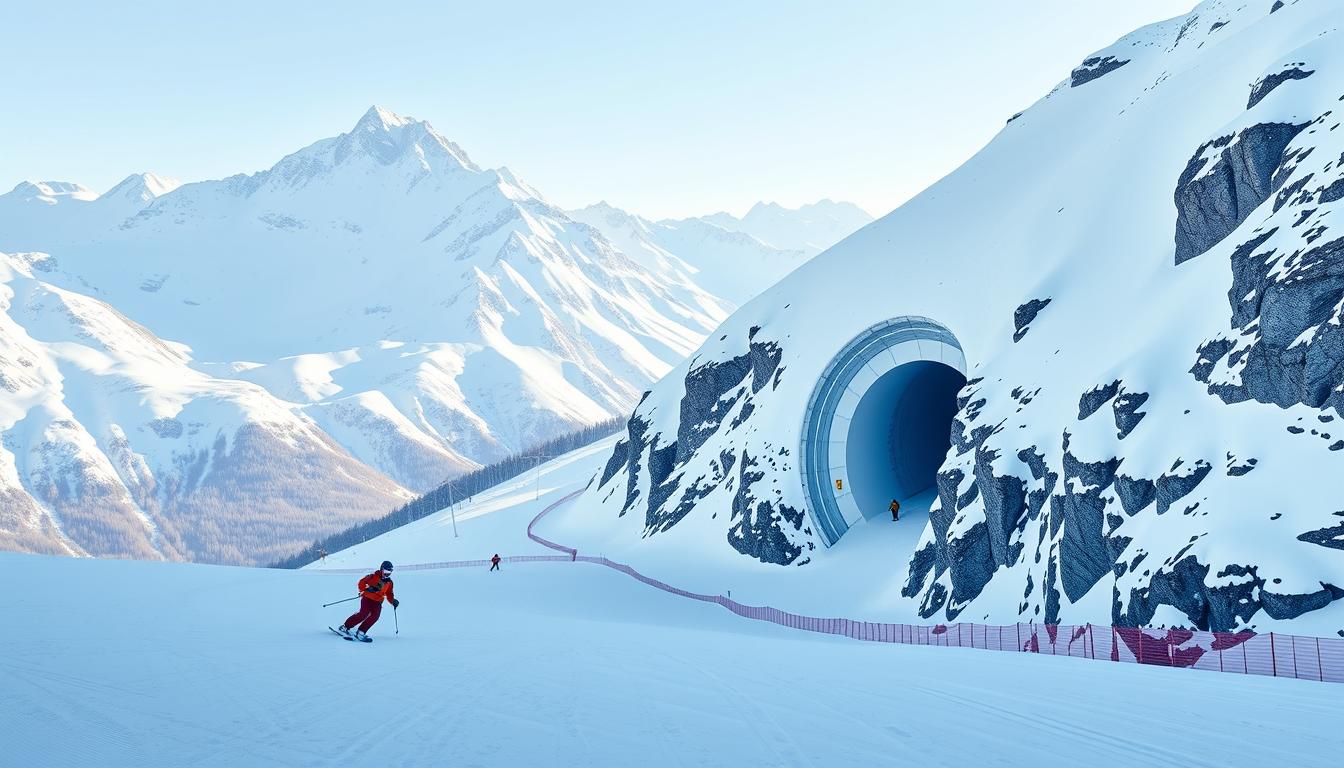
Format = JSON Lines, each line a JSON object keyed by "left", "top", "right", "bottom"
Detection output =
{"left": 358, "top": 571, "right": 396, "bottom": 603}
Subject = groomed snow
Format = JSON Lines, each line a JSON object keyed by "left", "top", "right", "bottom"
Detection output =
{"left": 6, "top": 447, "right": 1341, "bottom": 766}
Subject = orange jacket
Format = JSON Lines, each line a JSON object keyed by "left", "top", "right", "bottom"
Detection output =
{"left": 358, "top": 571, "right": 396, "bottom": 603}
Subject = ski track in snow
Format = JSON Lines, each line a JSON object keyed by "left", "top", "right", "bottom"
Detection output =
{"left": 5, "top": 445, "right": 1342, "bottom": 766}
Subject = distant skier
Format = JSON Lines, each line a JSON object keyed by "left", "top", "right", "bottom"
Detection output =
{"left": 889, "top": 499, "right": 901, "bottom": 522}
{"left": 489, "top": 553, "right": 501, "bottom": 572}
{"left": 335, "top": 560, "right": 399, "bottom": 642}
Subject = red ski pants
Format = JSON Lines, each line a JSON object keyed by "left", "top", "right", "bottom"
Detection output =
{"left": 344, "top": 597, "right": 383, "bottom": 632}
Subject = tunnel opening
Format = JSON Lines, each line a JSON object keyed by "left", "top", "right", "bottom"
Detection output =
{"left": 799, "top": 316, "right": 967, "bottom": 546}
{"left": 845, "top": 361, "right": 966, "bottom": 520}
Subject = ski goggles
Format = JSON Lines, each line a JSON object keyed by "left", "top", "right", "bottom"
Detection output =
{"left": 381, "top": 568, "right": 393, "bottom": 575}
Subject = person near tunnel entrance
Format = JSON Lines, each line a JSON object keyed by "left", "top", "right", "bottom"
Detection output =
{"left": 889, "top": 498, "right": 900, "bottom": 522}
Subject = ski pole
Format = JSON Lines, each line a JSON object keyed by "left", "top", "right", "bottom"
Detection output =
{"left": 322, "top": 595, "right": 361, "bottom": 608}
{"left": 394, "top": 606, "right": 399, "bottom": 635}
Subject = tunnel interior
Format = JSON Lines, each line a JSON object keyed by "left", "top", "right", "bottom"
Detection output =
{"left": 799, "top": 316, "right": 967, "bottom": 546}
{"left": 845, "top": 361, "right": 966, "bottom": 520}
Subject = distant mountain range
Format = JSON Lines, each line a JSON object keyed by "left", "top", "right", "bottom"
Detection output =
{"left": 0, "top": 107, "right": 871, "bottom": 564}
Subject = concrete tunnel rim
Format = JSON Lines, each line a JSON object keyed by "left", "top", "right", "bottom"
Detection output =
{"left": 798, "top": 316, "right": 967, "bottom": 547}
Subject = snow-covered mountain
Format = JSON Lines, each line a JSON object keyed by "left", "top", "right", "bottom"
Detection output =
{"left": 568, "top": 202, "right": 814, "bottom": 305}
{"left": 0, "top": 174, "right": 181, "bottom": 246}
{"left": 699, "top": 199, "right": 873, "bottom": 254}
{"left": 569, "top": 0, "right": 1344, "bottom": 635}
{"left": 0, "top": 107, "right": 733, "bottom": 562}
{"left": 0, "top": 250, "right": 410, "bottom": 563}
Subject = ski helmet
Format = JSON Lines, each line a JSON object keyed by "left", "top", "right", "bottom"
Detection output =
{"left": 381, "top": 560, "right": 393, "bottom": 572}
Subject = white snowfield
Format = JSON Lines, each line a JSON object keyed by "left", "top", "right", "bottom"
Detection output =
{"left": 5, "top": 446, "right": 1340, "bottom": 767}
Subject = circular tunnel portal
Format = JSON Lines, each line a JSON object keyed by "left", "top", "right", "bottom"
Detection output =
{"left": 799, "top": 317, "right": 967, "bottom": 546}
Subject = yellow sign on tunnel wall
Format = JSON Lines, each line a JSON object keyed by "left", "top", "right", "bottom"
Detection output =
{"left": 835, "top": 479, "right": 843, "bottom": 491}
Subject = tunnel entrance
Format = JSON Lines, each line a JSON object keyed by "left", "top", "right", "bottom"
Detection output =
{"left": 799, "top": 317, "right": 966, "bottom": 546}
{"left": 846, "top": 361, "right": 966, "bottom": 521}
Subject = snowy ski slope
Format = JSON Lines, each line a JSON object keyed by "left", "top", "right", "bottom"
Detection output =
{"left": 5, "top": 444, "right": 1341, "bottom": 766}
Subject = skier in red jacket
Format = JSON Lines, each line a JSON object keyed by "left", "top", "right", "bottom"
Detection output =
{"left": 489, "top": 553, "right": 501, "bottom": 572}
{"left": 336, "top": 560, "right": 399, "bottom": 642}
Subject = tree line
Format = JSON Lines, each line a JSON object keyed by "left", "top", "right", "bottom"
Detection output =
{"left": 268, "top": 417, "right": 624, "bottom": 568}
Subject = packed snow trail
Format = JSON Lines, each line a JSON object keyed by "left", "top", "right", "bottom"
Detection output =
{"left": 5, "top": 551, "right": 1342, "bottom": 767}
{"left": 6, "top": 442, "right": 1338, "bottom": 765}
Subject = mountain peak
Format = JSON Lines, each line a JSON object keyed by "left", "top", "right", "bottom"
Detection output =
{"left": 104, "top": 172, "right": 182, "bottom": 203}
{"left": 354, "top": 105, "right": 415, "bottom": 133}
{"left": 4, "top": 180, "right": 98, "bottom": 205}
{"left": 328, "top": 105, "right": 479, "bottom": 172}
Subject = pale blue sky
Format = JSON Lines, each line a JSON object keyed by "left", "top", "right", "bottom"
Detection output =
{"left": 3, "top": 1, "right": 1196, "bottom": 219}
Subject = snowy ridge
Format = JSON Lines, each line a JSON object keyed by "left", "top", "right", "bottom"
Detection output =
{"left": 558, "top": 0, "right": 1344, "bottom": 636}
{"left": 699, "top": 199, "right": 874, "bottom": 253}
{"left": 0, "top": 107, "right": 863, "bottom": 563}
{"left": 568, "top": 201, "right": 835, "bottom": 306}
{"left": 0, "top": 251, "right": 410, "bottom": 563}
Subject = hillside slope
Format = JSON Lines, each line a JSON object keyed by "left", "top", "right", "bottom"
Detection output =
{"left": 562, "top": 0, "right": 1344, "bottom": 635}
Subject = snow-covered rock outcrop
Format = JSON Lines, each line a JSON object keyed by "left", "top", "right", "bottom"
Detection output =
{"left": 578, "top": 0, "right": 1344, "bottom": 635}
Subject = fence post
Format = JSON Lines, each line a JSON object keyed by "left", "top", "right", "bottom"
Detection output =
{"left": 1016, "top": 623, "right": 1021, "bottom": 651}
{"left": 1317, "top": 638, "right": 1323, "bottom": 682}
{"left": 1139, "top": 630, "right": 1144, "bottom": 665}
{"left": 1291, "top": 635, "right": 1299, "bottom": 679}
{"left": 1270, "top": 632, "right": 1278, "bottom": 677}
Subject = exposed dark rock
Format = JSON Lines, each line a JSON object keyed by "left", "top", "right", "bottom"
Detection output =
{"left": 1112, "top": 391, "right": 1149, "bottom": 439}
{"left": 1191, "top": 337, "right": 1236, "bottom": 382}
{"left": 1078, "top": 380, "right": 1121, "bottom": 419}
{"left": 598, "top": 439, "right": 629, "bottom": 488}
{"left": 1114, "top": 474, "right": 1157, "bottom": 515}
{"left": 644, "top": 438, "right": 683, "bottom": 531}
{"left": 1120, "top": 555, "right": 1214, "bottom": 629}
{"left": 618, "top": 414, "right": 652, "bottom": 514}
{"left": 1321, "top": 177, "right": 1344, "bottom": 204}
{"left": 601, "top": 327, "right": 786, "bottom": 538}
{"left": 1155, "top": 460, "right": 1212, "bottom": 515}
{"left": 1222, "top": 234, "right": 1344, "bottom": 410}
{"left": 1261, "top": 583, "right": 1344, "bottom": 620}
{"left": 726, "top": 451, "right": 803, "bottom": 565}
{"left": 1057, "top": 437, "right": 1121, "bottom": 601}
{"left": 1173, "top": 122, "right": 1308, "bottom": 265}
{"left": 1013, "top": 298, "right": 1051, "bottom": 342}
{"left": 1070, "top": 56, "right": 1130, "bottom": 88}
{"left": 944, "top": 519, "right": 994, "bottom": 620}
{"left": 1248, "top": 67, "right": 1314, "bottom": 109}
{"left": 903, "top": 541, "right": 940, "bottom": 598}
{"left": 1270, "top": 0, "right": 1284, "bottom": 12}
{"left": 973, "top": 446, "right": 1027, "bottom": 568}
{"left": 1297, "top": 516, "right": 1344, "bottom": 550}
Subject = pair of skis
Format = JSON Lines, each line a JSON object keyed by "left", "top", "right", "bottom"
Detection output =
{"left": 329, "top": 626, "right": 373, "bottom": 643}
